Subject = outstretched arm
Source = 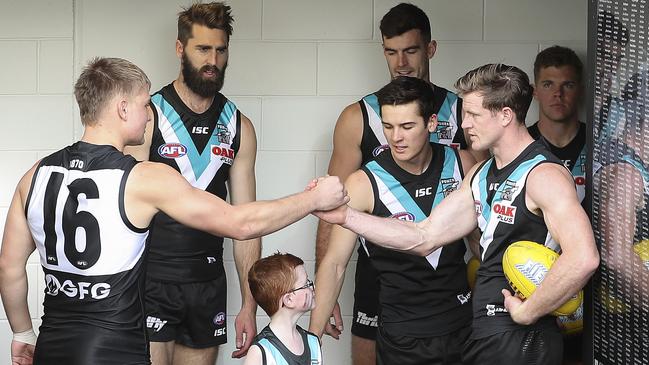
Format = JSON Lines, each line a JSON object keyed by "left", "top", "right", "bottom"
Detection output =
{"left": 0, "top": 166, "right": 38, "bottom": 364}
{"left": 127, "top": 162, "right": 348, "bottom": 241}
{"left": 318, "top": 165, "right": 480, "bottom": 256}
{"left": 504, "top": 164, "right": 599, "bottom": 325}
{"left": 229, "top": 115, "right": 261, "bottom": 358}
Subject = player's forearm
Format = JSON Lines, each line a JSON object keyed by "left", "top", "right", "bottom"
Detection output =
{"left": 0, "top": 265, "right": 32, "bottom": 333}
{"left": 233, "top": 238, "right": 261, "bottom": 310}
{"left": 522, "top": 251, "right": 598, "bottom": 322}
{"left": 226, "top": 190, "right": 320, "bottom": 240}
{"left": 309, "top": 261, "right": 346, "bottom": 337}
{"left": 315, "top": 221, "right": 333, "bottom": 271}
{"left": 342, "top": 208, "right": 434, "bottom": 255}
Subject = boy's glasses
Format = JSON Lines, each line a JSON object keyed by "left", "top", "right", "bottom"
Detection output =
{"left": 287, "top": 279, "right": 314, "bottom": 293}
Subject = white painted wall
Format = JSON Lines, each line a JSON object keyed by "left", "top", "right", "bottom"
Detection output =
{"left": 0, "top": 0, "right": 586, "bottom": 363}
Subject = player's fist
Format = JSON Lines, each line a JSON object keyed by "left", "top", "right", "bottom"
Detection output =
{"left": 311, "top": 176, "right": 349, "bottom": 211}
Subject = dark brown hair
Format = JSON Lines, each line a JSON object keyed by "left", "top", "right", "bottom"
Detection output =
{"left": 177, "top": 2, "right": 234, "bottom": 45}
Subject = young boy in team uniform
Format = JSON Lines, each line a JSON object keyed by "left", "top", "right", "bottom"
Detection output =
{"left": 245, "top": 253, "right": 322, "bottom": 365}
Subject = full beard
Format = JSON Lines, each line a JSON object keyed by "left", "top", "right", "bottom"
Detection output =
{"left": 181, "top": 53, "right": 227, "bottom": 97}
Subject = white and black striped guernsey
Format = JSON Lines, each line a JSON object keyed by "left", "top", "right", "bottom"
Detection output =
{"left": 146, "top": 84, "right": 241, "bottom": 282}
{"left": 361, "top": 142, "right": 472, "bottom": 337}
{"left": 470, "top": 140, "right": 563, "bottom": 339}
{"left": 358, "top": 84, "right": 466, "bottom": 164}
{"left": 25, "top": 141, "right": 150, "bottom": 364}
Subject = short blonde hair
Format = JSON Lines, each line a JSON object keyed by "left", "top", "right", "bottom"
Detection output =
{"left": 74, "top": 57, "right": 150, "bottom": 125}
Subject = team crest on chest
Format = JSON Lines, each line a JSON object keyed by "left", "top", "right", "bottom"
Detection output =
{"left": 441, "top": 177, "right": 459, "bottom": 197}
{"left": 500, "top": 180, "right": 518, "bottom": 201}
{"left": 216, "top": 123, "right": 231, "bottom": 144}
{"left": 435, "top": 121, "right": 452, "bottom": 140}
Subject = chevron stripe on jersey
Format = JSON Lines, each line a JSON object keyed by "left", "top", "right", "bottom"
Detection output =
{"left": 473, "top": 154, "right": 559, "bottom": 259}
{"left": 365, "top": 161, "right": 442, "bottom": 269}
{"left": 364, "top": 151, "right": 462, "bottom": 269}
{"left": 152, "top": 93, "right": 237, "bottom": 190}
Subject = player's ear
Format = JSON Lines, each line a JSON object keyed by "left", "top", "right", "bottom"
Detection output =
{"left": 427, "top": 114, "right": 438, "bottom": 133}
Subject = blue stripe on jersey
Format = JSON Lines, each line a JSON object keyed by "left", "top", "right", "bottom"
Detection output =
{"left": 153, "top": 94, "right": 234, "bottom": 180}
{"left": 433, "top": 148, "right": 459, "bottom": 207}
{"left": 430, "top": 92, "right": 458, "bottom": 143}
{"left": 365, "top": 161, "right": 427, "bottom": 221}
{"left": 476, "top": 159, "right": 493, "bottom": 224}
{"left": 363, "top": 94, "right": 381, "bottom": 119}
{"left": 306, "top": 335, "right": 321, "bottom": 362}
{"left": 257, "top": 338, "right": 283, "bottom": 364}
{"left": 494, "top": 154, "right": 547, "bottom": 201}
{"left": 221, "top": 100, "right": 236, "bottom": 128}
{"left": 438, "top": 92, "right": 457, "bottom": 122}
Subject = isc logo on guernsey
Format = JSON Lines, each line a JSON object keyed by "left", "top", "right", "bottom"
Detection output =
{"left": 158, "top": 143, "right": 187, "bottom": 158}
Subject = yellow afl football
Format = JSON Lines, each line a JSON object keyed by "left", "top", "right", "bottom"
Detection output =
{"left": 502, "top": 240, "right": 582, "bottom": 316}
{"left": 558, "top": 304, "right": 583, "bottom": 335}
{"left": 467, "top": 256, "right": 480, "bottom": 290}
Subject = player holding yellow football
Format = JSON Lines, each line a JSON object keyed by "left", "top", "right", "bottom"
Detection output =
{"left": 316, "top": 64, "right": 599, "bottom": 365}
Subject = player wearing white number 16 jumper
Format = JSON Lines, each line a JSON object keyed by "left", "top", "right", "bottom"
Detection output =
{"left": 0, "top": 57, "right": 347, "bottom": 365}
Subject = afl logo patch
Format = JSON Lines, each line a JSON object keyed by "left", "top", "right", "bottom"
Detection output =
{"left": 373, "top": 144, "right": 390, "bottom": 157}
{"left": 213, "top": 312, "right": 226, "bottom": 326}
{"left": 390, "top": 212, "right": 415, "bottom": 222}
{"left": 158, "top": 143, "right": 187, "bottom": 159}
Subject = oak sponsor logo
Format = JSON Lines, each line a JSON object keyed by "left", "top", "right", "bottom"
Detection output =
{"left": 211, "top": 145, "right": 234, "bottom": 165}
{"left": 493, "top": 203, "right": 516, "bottom": 224}
{"left": 44, "top": 274, "right": 111, "bottom": 300}
{"left": 158, "top": 143, "right": 187, "bottom": 159}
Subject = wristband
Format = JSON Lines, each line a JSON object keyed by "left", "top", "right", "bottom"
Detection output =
{"left": 13, "top": 328, "right": 37, "bottom": 346}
